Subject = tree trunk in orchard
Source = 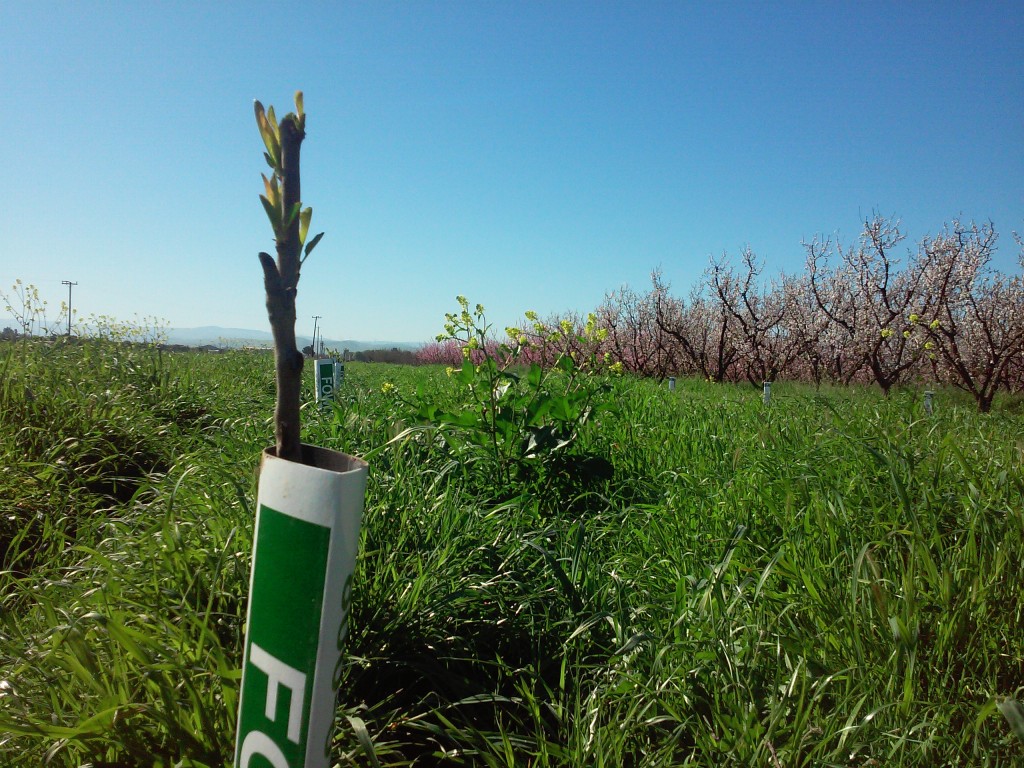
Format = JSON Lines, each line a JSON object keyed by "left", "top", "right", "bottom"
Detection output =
{"left": 258, "top": 117, "right": 305, "bottom": 463}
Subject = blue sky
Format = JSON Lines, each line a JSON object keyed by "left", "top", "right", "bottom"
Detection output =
{"left": 1, "top": 1, "right": 1021, "bottom": 342}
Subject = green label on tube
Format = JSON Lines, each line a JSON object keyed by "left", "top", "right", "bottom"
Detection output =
{"left": 235, "top": 505, "right": 331, "bottom": 767}
{"left": 315, "top": 359, "right": 335, "bottom": 403}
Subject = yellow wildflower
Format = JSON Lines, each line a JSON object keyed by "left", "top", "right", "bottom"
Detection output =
{"left": 381, "top": 382, "right": 396, "bottom": 394}
{"left": 881, "top": 328, "right": 893, "bottom": 338}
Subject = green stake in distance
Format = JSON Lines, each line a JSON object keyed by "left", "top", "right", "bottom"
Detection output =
{"left": 314, "top": 357, "right": 336, "bottom": 407}
{"left": 235, "top": 446, "right": 368, "bottom": 768}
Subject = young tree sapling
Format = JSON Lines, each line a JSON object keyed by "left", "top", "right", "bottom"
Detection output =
{"left": 254, "top": 91, "right": 324, "bottom": 462}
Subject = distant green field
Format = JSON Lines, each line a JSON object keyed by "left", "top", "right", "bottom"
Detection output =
{"left": 1, "top": 338, "right": 1022, "bottom": 766}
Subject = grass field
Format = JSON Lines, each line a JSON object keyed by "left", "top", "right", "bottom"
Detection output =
{"left": 1, "top": 337, "right": 1022, "bottom": 766}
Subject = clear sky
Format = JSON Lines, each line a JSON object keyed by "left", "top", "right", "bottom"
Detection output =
{"left": 1, "top": 1, "right": 1021, "bottom": 342}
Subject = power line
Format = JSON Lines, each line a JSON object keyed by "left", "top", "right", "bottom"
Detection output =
{"left": 62, "top": 280, "right": 78, "bottom": 336}
{"left": 311, "top": 315, "right": 322, "bottom": 357}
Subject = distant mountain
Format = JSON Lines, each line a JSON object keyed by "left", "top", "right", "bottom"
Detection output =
{"left": 164, "top": 326, "right": 274, "bottom": 346}
{"left": 163, "top": 326, "right": 422, "bottom": 352}
{"left": 0, "top": 320, "right": 423, "bottom": 352}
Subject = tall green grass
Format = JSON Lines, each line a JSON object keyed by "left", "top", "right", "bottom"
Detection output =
{"left": 1, "top": 340, "right": 1021, "bottom": 765}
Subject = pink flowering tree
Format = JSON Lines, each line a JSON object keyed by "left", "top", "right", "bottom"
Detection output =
{"left": 781, "top": 273, "right": 840, "bottom": 388}
{"left": 710, "top": 248, "right": 797, "bottom": 385}
{"left": 415, "top": 339, "right": 467, "bottom": 367}
{"left": 920, "top": 221, "right": 1024, "bottom": 411}
{"left": 653, "top": 273, "right": 738, "bottom": 382}
{"left": 598, "top": 274, "right": 677, "bottom": 378}
{"left": 806, "top": 216, "right": 933, "bottom": 395}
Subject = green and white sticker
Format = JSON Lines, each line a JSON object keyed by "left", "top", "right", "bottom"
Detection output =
{"left": 235, "top": 446, "right": 367, "bottom": 768}
{"left": 315, "top": 358, "right": 337, "bottom": 405}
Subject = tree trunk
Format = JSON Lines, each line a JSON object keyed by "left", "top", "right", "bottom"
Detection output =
{"left": 259, "top": 117, "right": 305, "bottom": 463}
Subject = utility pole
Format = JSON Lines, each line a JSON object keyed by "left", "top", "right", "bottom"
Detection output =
{"left": 311, "top": 315, "right": 322, "bottom": 358}
{"left": 61, "top": 280, "right": 77, "bottom": 337}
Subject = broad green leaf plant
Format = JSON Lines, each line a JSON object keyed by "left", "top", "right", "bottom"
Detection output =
{"left": 417, "top": 296, "right": 613, "bottom": 490}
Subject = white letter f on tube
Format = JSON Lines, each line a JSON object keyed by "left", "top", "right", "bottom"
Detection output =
{"left": 248, "top": 641, "right": 307, "bottom": 743}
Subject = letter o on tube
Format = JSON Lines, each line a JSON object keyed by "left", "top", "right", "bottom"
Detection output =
{"left": 331, "top": 646, "right": 345, "bottom": 689}
{"left": 239, "top": 731, "right": 289, "bottom": 768}
{"left": 338, "top": 574, "right": 354, "bottom": 646}
{"left": 331, "top": 574, "right": 355, "bottom": 688}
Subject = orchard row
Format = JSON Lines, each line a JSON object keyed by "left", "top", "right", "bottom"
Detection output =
{"left": 419, "top": 216, "right": 1023, "bottom": 412}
